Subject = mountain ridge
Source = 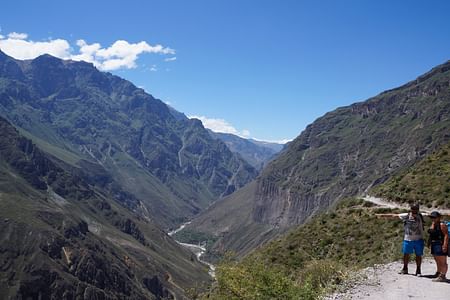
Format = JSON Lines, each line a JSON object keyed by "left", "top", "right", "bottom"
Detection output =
{"left": 0, "top": 51, "right": 257, "bottom": 229}
{"left": 0, "top": 116, "right": 211, "bottom": 299}
{"left": 186, "top": 59, "right": 450, "bottom": 257}
{"left": 207, "top": 130, "right": 284, "bottom": 170}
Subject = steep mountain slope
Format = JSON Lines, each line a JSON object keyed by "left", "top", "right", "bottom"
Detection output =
{"left": 208, "top": 130, "right": 284, "bottom": 170}
{"left": 0, "top": 117, "right": 211, "bottom": 299}
{"left": 205, "top": 198, "right": 407, "bottom": 299}
{"left": 206, "top": 141, "right": 450, "bottom": 299}
{"left": 372, "top": 140, "right": 450, "bottom": 208}
{"left": 187, "top": 60, "right": 450, "bottom": 257}
{"left": 0, "top": 51, "right": 257, "bottom": 229}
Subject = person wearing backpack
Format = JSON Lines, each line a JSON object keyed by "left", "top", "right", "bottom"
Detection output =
{"left": 377, "top": 203, "right": 426, "bottom": 275}
{"left": 427, "top": 211, "right": 448, "bottom": 282}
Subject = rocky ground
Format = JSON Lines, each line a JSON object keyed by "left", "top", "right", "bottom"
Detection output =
{"left": 324, "top": 258, "right": 450, "bottom": 300}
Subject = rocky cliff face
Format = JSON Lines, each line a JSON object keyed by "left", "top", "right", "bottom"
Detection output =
{"left": 256, "top": 60, "right": 450, "bottom": 228}
{"left": 0, "top": 116, "right": 211, "bottom": 299}
{"left": 0, "top": 51, "right": 257, "bottom": 228}
{"left": 187, "top": 60, "right": 450, "bottom": 257}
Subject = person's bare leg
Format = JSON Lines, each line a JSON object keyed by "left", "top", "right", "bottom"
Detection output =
{"left": 437, "top": 256, "right": 447, "bottom": 276}
{"left": 433, "top": 256, "right": 448, "bottom": 281}
{"left": 443, "top": 257, "right": 448, "bottom": 276}
{"left": 402, "top": 254, "right": 410, "bottom": 273}
{"left": 415, "top": 255, "right": 422, "bottom": 275}
{"left": 434, "top": 255, "right": 441, "bottom": 274}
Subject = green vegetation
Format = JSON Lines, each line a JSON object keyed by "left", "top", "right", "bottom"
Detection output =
{"left": 202, "top": 198, "right": 409, "bottom": 299}
{"left": 373, "top": 141, "right": 450, "bottom": 208}
{"left": 173, "top": 229, "right": 218, "bottom": 249}
{"left": 190, "top": 60, "right": 450, "bottom": 259}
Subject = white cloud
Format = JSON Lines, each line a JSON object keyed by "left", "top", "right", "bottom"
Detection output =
{"left": 8, "top": 32, "right": 28, "bottom": 40}
{"left": 0, "top": 32, "right": 175, "bottom": 71}
{"left": 251, "top": 137, "right": 292, "bottom": 144}
{"left": 164, "top": 56, "right": 177, "bottom": 62}
{"left": 0, "top": 34, "right": 4, "bottom": 39}
{"left": 0, "top": 37, "right": 71, "bottom": 60}
{"left": 71, "top": 39, "right": 175, "bottom": 71}
{"left": 70, "top": 39, "right": 101, "bottom": 64}
{"left": 189, "top": 115, "right": 251, "bottom": 138}
{"left": 150, "top": 64, "right": 157, "bottom": 72}
{"left": 189, "top": 115, "right": 292, "bottom": 143}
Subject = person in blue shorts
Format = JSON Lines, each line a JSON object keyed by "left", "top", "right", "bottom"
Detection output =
{"left": 378, "top": 203, "right": 425, "bottom": 276}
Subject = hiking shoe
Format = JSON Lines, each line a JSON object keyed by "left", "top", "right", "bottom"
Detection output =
{"left": 415, "top": 269, "right": 421, "bottom": 277}
{"left": 430, "top": 272, "right": 440, "bottom": 278}
{"left": 432, "top": 275, "right": 446, "bottom": 282}
{"left": 399, "top": 268, "right": 408, "bottom": 274}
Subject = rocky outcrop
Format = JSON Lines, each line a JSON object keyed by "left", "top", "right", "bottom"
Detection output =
{"left": 114, "top": 218, "right": 147, "bottom": 245}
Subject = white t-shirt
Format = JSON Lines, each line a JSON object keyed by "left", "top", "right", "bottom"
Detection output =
{"left": 399, "top": 213, "right": 424, "bottom": 241}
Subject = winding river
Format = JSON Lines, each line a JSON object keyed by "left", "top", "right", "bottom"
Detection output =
{"left": 168, "top": 222, "right": 216, "bottom": 278}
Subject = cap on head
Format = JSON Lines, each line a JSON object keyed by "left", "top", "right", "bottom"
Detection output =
{"left": 430, "top": 211, "right": 441, "bottom": 218}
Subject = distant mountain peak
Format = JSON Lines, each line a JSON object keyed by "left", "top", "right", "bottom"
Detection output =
{"left": 208, "top": 130, "right": 284, "bottom": 170}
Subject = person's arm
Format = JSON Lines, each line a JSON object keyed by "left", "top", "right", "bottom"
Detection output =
{"left": 441, "top": 223, "right": 448, "bottom": 253}
{"left": 421, "top": 212, "right": 450, "bottom": 217}
{"left": 375, "top": 213, "right": 405, "bottom": 219}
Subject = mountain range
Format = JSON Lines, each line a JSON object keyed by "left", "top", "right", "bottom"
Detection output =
{"left": 1, "top": 48, "right": 450, "bottom": 298}
{"left": 0, "top": 50, "right": 257, "bottom": 229}
{"left": 208, "top": 130, "right": 284, "bottom": 170}
{"left": 0, "top": 50, "right": 260, "bottom": 298}
{"left": 185, "top": 60, "right": 450, "bottom": 258}
{"left": 0, "top": 115, "right": 211, "bottom": 299}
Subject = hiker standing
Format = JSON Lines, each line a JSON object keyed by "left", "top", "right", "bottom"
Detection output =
{"left": 427, "top": 211, "right": 448, "bottom": 282}
{"left": 377, "top": 203, "right": 425, "bottom": 275}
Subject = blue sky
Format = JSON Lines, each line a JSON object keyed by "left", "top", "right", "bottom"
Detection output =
{"left": 1, "top": 0, "right": 449, "bottom": 143}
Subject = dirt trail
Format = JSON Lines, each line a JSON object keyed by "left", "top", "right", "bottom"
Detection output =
{"left": 326, "top": 259, "right": 450, "bottom": 300}
{"left": 325, "top": 196, "right": 450, "bottom": 299}
{"left": 362, "top": 195, "right": 450, "bottom": 215}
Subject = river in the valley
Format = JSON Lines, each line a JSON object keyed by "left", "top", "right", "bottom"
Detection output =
{"left": 168, "top": 222, "right": 216, "bottom": 278}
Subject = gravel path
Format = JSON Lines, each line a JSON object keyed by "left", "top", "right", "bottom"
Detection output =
{"left": 325, "top": 196, "right": 450, "bottom": 299}
{"left": 325, "top": 259, "right": 450, "bottom": 299}
{"left": 362, "top": 195, "right": 450, "bottom": 215}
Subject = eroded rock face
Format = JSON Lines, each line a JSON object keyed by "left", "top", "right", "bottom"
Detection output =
{"left": 143, "top": 276, "right": 174, "bottom": 299}
{"left": 113, "top": 218, "right": 147, "bottom": 245}
{"left": 253, "top": 61, "right": 450, "bottom": 229}
{"left": 0, "top": 117, "right": 209, "bottom": 299}
{"left": 1, "top": 217, "right": 161, "bottom": 300}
